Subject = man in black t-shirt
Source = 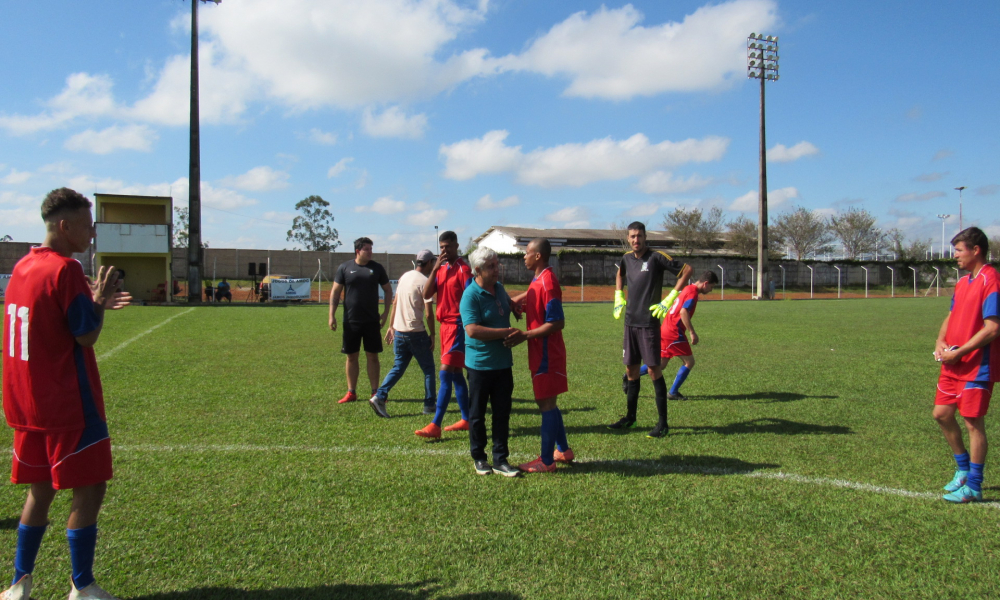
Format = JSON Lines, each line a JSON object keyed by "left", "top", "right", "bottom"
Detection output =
{"left": 330, "top": 236, "right": 393, "bottom": 405}
{"left": 610, "top": 221, "right": 691, "bottom": 437}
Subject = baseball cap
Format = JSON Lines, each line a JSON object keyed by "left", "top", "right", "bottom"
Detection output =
{"left": 416, "top": 249, "right": 435, "bottom": 263}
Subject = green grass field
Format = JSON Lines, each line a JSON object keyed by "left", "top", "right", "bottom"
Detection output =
{"left": 1, "top": 298, "right": 998, "bottom": 599}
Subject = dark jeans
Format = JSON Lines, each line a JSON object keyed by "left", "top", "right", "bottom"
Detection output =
{"left": 467, "top": 367, "right": 514, "bottom": 465}
{"left": 375, "top": 331, "right": 436, "bottom": 402}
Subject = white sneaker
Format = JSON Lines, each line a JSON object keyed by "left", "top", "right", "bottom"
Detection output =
{"left": 68, "top": 581, "right": 119, "bottom": 600}
{"left": 368, "top": 394, "right": 390, "bottom": 418}
{"left": 0, "top": 574, "right": 31, "bottom": 600}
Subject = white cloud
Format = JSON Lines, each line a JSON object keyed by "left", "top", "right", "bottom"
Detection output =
{"left": 545, "top": 206, "right": 589, "bottom": 225}
{"left": 1, "top": 169, "right": 31, "bottom": 185}
{"left": 0, "top": 73, "right": 118, "bottom": 135}
{"left": 354, "top": 170, "right": 369, "bottom": 189}
{"left": 309, "top": 128, "right": 338, "bottom": 145}
{"left": 408, "top": 208, "right": 448, "bottom": 227}
{"left": 932, "top": 149, "right": 953, "bottom": 161}
{"left": 636, "top": 171, "right": 713, "bottom": 194}
{"left": 767, "top": 141, "right": 819, "bottom": 163}
{"left": 812, "top": 207, "right": 837, "bottom": 219}
{"left": 895, "top": 191, "right": 946, "bottom": 203}
{"left": 222, "top": 166, "right": 290, "bottom": 191}
{"left": 362, "top": 106, "right": 428, "bottom": 139}
{"left": 475, "top": 194, "right": 520, "bottom": 210}
{"left": 976, "top": 184, "right": 999, "bottom": 196}
{"left": 64, "top": 175, "right": 258, "bottom": 211}
{"left": 729, "top": 186, "right": 798, "bottom": 211}
{"left": 441, "top": 130, "right": 728, "bottom": 187}
{"left": 64, "top": 124, "right": 158, "bottom": 154}
{"left": 355, "top": 195, "right": 406, "bottom": 215}
{"left": 914, "top": 172, "right": 948, "bottom": 182}
{"left": 328, "top": 157, "right": 354, "bottom": 178}
{"left": 0, "top": 191, "right": 38, "bottom": 207}
{"left": 497, "top": 0, "right": 778, "bottom": 99}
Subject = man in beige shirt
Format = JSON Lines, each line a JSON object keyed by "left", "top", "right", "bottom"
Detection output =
{"left": 369, "top": 250, "right": 437, "bottom": 418}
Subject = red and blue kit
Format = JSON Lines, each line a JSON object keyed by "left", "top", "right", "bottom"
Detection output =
{"left": 435, "top": 258, "right": 473, "bottom": 367}
{"left": 935, "top": 265, "right": 1000, "bottom": 418}
{"left": 660, "top": 284, "right": 699, "bottom": 358}
{"left": 526, "top": 268, "right": 568, "bottom": 399}
{"left": 2, "top": 247, "right": 112, "bottom": 488}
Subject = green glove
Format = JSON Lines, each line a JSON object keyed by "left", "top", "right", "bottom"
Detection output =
{"left": 649, "top": 288, "right": 680, "bottom": 319}
{"left": 613, "top": 290, "right": 626, "bottom": 320}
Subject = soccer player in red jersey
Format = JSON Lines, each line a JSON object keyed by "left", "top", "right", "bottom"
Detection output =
{"left": 2, "top": 188, "right": 130, "bottom": 600}
{"left": 415, "top": 231, "right": 474, "bottom": 438}
{"left": 508, "top": 239, "right": 573, "bottom": 473}
{"left": 933, "top": 227, "right": 1000, "bottom": 503}
{"left": 659, "top": 270, "right": 718, "bottom": 400}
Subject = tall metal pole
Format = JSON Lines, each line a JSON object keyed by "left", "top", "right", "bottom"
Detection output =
{"left": 757, "top": 72, "right": 770, "bottom": 299}
{"left": 955, "top": 186, "right": 966, "bottom": 231}
{"left": 187, "top": 0, "right": 203, "bottom": 302}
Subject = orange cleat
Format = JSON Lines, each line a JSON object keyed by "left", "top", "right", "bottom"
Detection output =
{"left": 553, "top": 448, "right": 575, "bottom": 463}
{"left": 415, "top": 423, "right": 442, "bottom": 439}
{"left": 338, "top": 391, "right": 358, "bottom": 404}
{"left": 443, "top": 419, "right": 469, "bottom": 432}
{"left": 518, "top": 457, "right": 556, "bottom": 473}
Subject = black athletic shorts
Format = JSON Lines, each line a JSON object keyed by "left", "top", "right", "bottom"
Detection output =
{"left": 342, "top": 321, "right": 383, "bottom": 355}
{"left": 623, "top": 325, "right": 660, "bottom": 368}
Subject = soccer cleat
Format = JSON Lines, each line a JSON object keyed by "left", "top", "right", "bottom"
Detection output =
{"left": 414, "top": 423, "right": 442, "bottom": 439}
{"left": 942, "top": 484, "right": 983, "bottom": 503}
{"left": 1, "top": 574, "right": 31, "bottom": 600}
{"left": 553, "top": 448, "right": 575, "bottom": 463}
{"left": 493, "top": 462, "right": 521, "bottom": 477}
{"left": 621, "top": 373, "right": 629, "bottom": 394}
{"left": 667, "top": 392, "right": 687, "bottom": 401}
{"left": 474, "top": 460, "right": 493, "bottom": 475}
{"left": 519, "top": 457, "right": 556, "bottom": 473}
{"left": 607, "top": 416, "right": 636, "bottom": 430}
{"left": 368, "top": 395, "right": 390, "bottom": 418}
{"left": 69, "top": 581, "right": 120, "bottom": 600}
{"left": 444, "top": 419, "right": 469, "bottom": 432}
{"left": 337, "top": 391, "right": 357, "bottom": 404}
{"left": 944, "top": 470, "right": 969, "bottom": 492}
{"left": 646, "top": 424, "right": 669, "bottom": 438}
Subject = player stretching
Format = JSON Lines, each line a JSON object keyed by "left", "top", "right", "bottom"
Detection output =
{"left": 610, "top": 222, "right": 692, "bottom": 438}
{"left": 932, "top": 227, "right": 999, "bottom": 503}
{"left": 415, "top": 231, "right": 474, "bottom": 439}
{"left": 2, "top": 188, "right": 130, "bottom": 600}
{"left": 508, "top": 239, "right": 574, "bottom": 473}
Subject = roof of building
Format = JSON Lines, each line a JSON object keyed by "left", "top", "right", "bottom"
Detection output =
{"left": 474, "top": 226, "right": 678, "bottom": 246}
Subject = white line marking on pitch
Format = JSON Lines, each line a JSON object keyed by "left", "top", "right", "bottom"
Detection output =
{"left": 112, "top": 443, "right": 992, "bottom": 507}
{"left": 98, "top": 308, "right": 195, "bottom": 362}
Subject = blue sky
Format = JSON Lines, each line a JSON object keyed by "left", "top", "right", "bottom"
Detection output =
{"left": 1, "top": 0, "right": 997, "bottom": 254}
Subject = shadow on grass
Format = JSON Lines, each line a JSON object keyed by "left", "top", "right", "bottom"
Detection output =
{"left": 563, "top": 454, "right": 779, "bottom": 477}
{"left": 509, "top": 424, "right": 621, "bottom": 437}
{"left": 697, "top": 391, "right": 839, "bottom": 403}
{"left": 0, "top": 518, "right": 19, "bottom": 530}
{"left": 132, "top": 582, "right": 521, "bottom": 600}
{"left": 673, "top": 418, "right": 852, "bottom": 436}
{"left": 508, "top": 406, "right": 595, "bottom": 416}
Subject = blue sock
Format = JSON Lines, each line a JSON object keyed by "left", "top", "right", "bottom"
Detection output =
{"left": 967, "top": 462, "right": 984, "bottom": 493}
{"left": 432, "top": 371, "right": 454, "bottom": 426}
{"left": 67, "top": 524, "right": 97, "bottom": 591}
{"left": 540, "top": 410, "right": 557, "bottom": 465}
{"left": 639, "top": 364, "right": 648, "bottom": 377}
{"left": 955, "top": 452, "right": 971, "bottom": 472}
{"left": 13, "top": 523, "right": 46, "bottom": 584}
{"left": 553, "top": 408, "right": 569, "bottom": 452}
{"left": 670, "top": 366, "right": 691, "bottom": 395}
{"left": 453, "top": 372, "right": 470, "bottom": 421}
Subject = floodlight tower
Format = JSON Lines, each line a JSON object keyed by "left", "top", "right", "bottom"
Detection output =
{"left": 954, "top": 186, "right": 966, "bottom": 231}
{"left": 748, "top": 33, "right": 779, "bottom": 300}
{"left": 937, "top": 214, "right": 951, "bottom": 259}
{"left": 187, "top": 0, "right": 221, "bottom": 303}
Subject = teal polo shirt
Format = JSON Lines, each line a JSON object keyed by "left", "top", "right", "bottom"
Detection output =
{"left": 459, "top": 279, "right": 514, "bottom": 371}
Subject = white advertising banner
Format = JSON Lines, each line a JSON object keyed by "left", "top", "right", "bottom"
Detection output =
{"left": 269, "top": 278, "right": 311, "bottom": 300}
{"left": 0, "top": 274, "right": 10, "bottom": 300}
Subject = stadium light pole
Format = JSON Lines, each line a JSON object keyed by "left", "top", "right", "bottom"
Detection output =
{"left": 187, "top": 0, "right": 221, "bottom": 303}
{"left": 887, "top": 265, "right": 895, "bottom": 297}
{"left": 748, "top": 33, "right": 779, "bottom": 301}
{"left": 955, "top": 186, "right": 966, "bottom": 231}
{"left": 936, "top": 214, "right": 951, "bottom": 259}
{"left": 717, "top": 265, "right": 725, "bottom": 300}
{"left": 434, "top": 225, "right": 439, "bottom": 253}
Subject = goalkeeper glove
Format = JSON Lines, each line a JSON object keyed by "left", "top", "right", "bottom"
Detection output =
{"left": 649, "top": 289, "right": 679, "bottom": 319}
{"left": 613, "top": 290, "right": 626, "bottom": 320}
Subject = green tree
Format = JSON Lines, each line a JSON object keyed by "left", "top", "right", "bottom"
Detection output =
{"left": 828, "top": 208, "right": 884, "bottom": 259}
{"left": 772, "top": 207, "right": 833, "bottom": 260}
{"left": 663, "top": 207, "right": 703, "bottom": 255}
{"left": 173, "top": 206, "right": 208, "bottom": 248}
{"left": 887, "top": 228, "right": 931, "bottom": 261}
{"left": 286, "top": 195, "right": 341, "bottom": 251}
{"left": 725, "top": 215, "right": 758, "bottom": 256}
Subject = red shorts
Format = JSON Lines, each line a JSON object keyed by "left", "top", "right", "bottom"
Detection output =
{"left": 440, "top": 321, "right": 466, "bottom": 368}
{"left": 11, "top": 427, "right": 113, "bottom": 490}
{"left": 935, "top": 374, "right": 993, "bottom": 418}
{"left": 532, "top": 370, "right": 568, "bottom": 400}
{"left": 661, "top": 339, "right": 692, "bottom": 358}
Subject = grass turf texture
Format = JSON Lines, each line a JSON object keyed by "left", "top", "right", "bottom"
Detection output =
{"left": 1, "top": 298, "right": 998, "bottom": 599}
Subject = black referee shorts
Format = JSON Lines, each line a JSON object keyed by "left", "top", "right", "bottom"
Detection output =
{"left": 342, "top": 321, "right": 383, "bottom": 355}
{"left": 623, "top": 325, "right": 660, "bottom": 367}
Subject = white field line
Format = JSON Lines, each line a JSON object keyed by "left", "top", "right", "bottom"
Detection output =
{"left": 97, "top": 308, "right": 195, "bottom": 361}
{"left": 111, "top": 443, "right": 995, "bottom": 508}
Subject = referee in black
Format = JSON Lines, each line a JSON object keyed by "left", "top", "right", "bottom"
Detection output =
{"left": 610, "top": 221, "right": 691, "bottom": 437}
{"left": 329, "top": 236, "right": 393, "bottom": 405}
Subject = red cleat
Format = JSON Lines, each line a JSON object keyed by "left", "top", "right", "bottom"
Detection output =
{"left": 415, "top": 423, "right": 442, "bottom": 439}
{"left": 518, "top": 457, "right": 556, "bottom": 473}
{"left": 553, "top": 448, "right": 575, "bottom": 463}
{"left": 338, "top": 391, "right": 357, "bottom": 404}
{"left": 443, "top": 419, "right": 469, "bottom": 432}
